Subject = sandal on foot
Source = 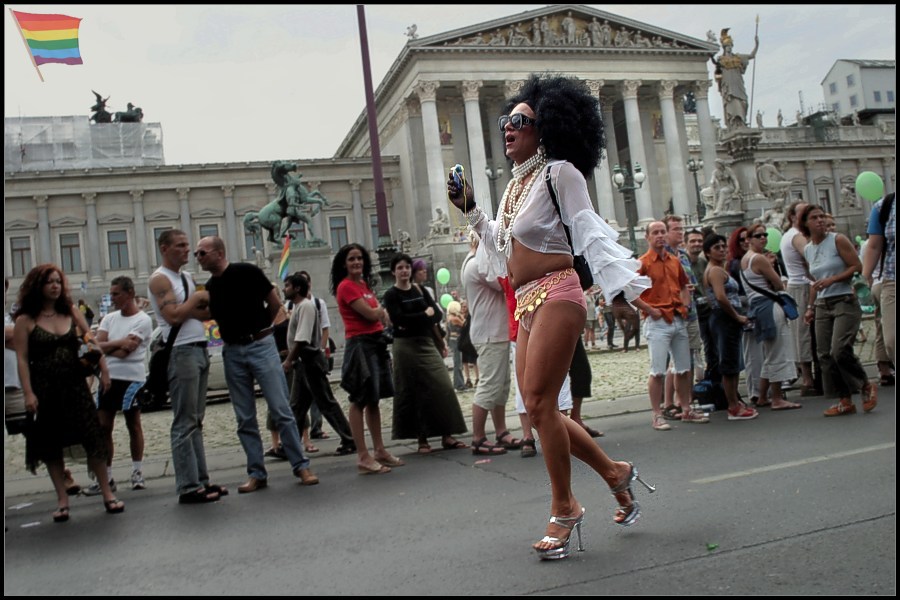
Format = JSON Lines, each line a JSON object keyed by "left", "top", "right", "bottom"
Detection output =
{"left": 472, "top": 437, "right": 507, "bottom": 455}
{"left": 610, "top": 462, "right": 656, "bottom": 527}
{"left": 375, "top": 454, "right": 405, "bottom": 467}
{"left": 52, "top": 506, "right": 70, "bottom": 523}
{"left": 417, "top": 443, "right": 433, "bottom": 455}
{"left": 205, "top": 484, "right": 228, "bottom": 497}
{"left": 534, "top": 507, "right": 586, "bottom": 560}
{"left": 358, "top": 463, "right": 391, "bottom": 475}
{"left": 520, "top": 438, "right": 537, "bottom": 458}
{"left": 304, "top": 444, "right": 320, "bottom": 453}
{"left": 582, "top": 425, "right": 604, "bottom": 438}
{"left": 178, "top": 488, "right": 219, "bottom": 504}
{"left": 104, "top": 498, "right": 125, "bottom": 514}
{"left": 441, "top": 437, "right": 468, "bottom": 450}
{"left": 662, "top": 405, "right": 682, "bottom": 420}
{"left": 495, "top": 430, "right": 523, "bottom": 450}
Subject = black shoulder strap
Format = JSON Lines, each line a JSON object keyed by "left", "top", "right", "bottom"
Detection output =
{"left": 877, "top": 193, "right": 894, "bottom": 277}
{"left": 544, "top": 166, "right": 576, "bottom": 256}
{"left": 163, "top": 273, "right": 190, "bottom": 351}
{"left": 739, "top": 257, "right": 779, "bottom": 302}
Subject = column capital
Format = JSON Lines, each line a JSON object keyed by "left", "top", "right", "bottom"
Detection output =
{"left": 461, "top": 80, "right": 483, "bottom": 101}
{"left": 882, "top": 157, "right": 893, "bottom": 168}
{"left": 176, "top": 187, "right": 191, "bottom": 200}
{"left": 504, "top": 79, "right": 525, "bottom": 99}
{"left": 414, "top": 80, "right": 440, "bottom": 102}
{"left": 692, "top": 80, "right": 711, "bottom": 100}
{"left": 805, "top": 159, "right": 817, "bottom": 168}
{"left": 405, "top": 97, "right": 422, "bottom": 117}
{"left": 586, "top": 79, "right": 605, "bottom": 95}
{"left": 620, "top": 80, "right": 642, "bottom": 99}
{"left": 130, "top": 189, "right": 144, "bottom": 201}
{"left": 349, "top": 179, "right": 362, "bottom": 191}
{"left": 831, "top": 159, "right": 842, "bottom": 169}
{"left": 306, "top": 180, "right": 321, "bottom": 190}
{"left": 221, "top": 184, "right": 235, "bottom": 195}
{"left": 34, "top": 195, "right": 49, "bottom": 208}
{"left": 598, "top": 93, "right": 616, "bottom": 112}
{"left": 658, "top": 80, "right": 677, "bottom": 100}
{"left": 82, "top": 192, "right": 97, "bottom": 205}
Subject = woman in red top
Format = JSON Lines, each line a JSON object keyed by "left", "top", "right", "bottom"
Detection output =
{"left": 330, "top": 243, "right": 404, "bottom": 475}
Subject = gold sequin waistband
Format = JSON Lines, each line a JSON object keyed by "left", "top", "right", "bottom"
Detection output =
{"left": 513, "top": 268, "right": 575, "bottom": 321}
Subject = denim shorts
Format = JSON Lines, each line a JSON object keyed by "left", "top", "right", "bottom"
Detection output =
{"left": 644, "top": 316, "right": 691, "bottom": 376}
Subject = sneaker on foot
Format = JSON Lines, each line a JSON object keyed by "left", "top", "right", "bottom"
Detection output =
{"left": 652, "top": 414, "right": 672, "bottom": 431}
{"left": 824, "top": 399, "right": 856, "bottom": 417}
{"left": 727, "top": 405, "right": 759, "bottom": 421}
{"left": 681, "top": 409, "right": 710, "bottom": 424}
{"left": 83, "top": 479, "right": 116, "bottom": 496}
{"left": 131, "top": 470, "right": 146, "bottom": 490}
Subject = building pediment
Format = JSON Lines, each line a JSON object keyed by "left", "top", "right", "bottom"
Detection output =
{"left": 98, "top": 213, "right": 133, "bottom": 225}
{"left": 413, "top": 4, "right": 714, "bottom": 53}
{"left": 191, "top": 208, "right": 224, "bottom": 219}
{"left": 50, "top": 216, "right": 86, "bottom": 227}
{"left": 5, "top": 219, "right": 37, "bottom": 231}
{"left": 145, "top": 210, "right": 179, "bottom": 222}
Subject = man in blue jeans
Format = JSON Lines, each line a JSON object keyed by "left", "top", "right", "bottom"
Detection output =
{"left": 148, "top": 229, "right": 228, "bottom": 504}
{"left": 196, "top": 235, "right": 318, "bottom": 492}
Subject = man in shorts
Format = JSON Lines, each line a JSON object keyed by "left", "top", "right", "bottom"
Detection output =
{"left": 91, "top": 276, "right": 153, "bottom": 492}
{"left": 632, "top": 221, "right": 709, "bottom": 431}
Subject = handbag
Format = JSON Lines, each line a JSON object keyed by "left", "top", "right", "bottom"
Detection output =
{"left": 413, "top": 284, "right": 446, "bottom": 353}
{"left": 545, "top": 167, "right": 593, "bottom": 291}
{"left": 739, "top": 265, "right": 799, "bottom": 321}
{"left": 139, "top": 273, "right": 189, "bottom": 408}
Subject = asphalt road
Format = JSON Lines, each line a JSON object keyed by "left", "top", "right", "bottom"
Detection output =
{"left": 4, "top": 382, "right": 895, "bottom": 595}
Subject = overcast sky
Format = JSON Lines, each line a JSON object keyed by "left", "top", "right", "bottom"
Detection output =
{"left": 4, "top": 4, "right": 895, "bottom": 166}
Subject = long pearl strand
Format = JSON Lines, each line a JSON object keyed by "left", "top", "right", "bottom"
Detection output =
{"left": 496, "top": 151, "right": 547, "bottom": 253}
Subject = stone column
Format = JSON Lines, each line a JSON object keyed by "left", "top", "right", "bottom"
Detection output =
{"left": 883, "top": 157, "right": 895, "bottom": 195}
{"left": 35, "top": 195, "right": 51, "bottom": 264}
{"left": 414, "top": 80, "right": 446, "bottom": 222}
{"left": 306, "top": 180, "right": 326, "bottom": 243}
{"left": 805, "top": 160, "right": 817, "bottom": 203}
{"left": 177, "top": 188, "right": 193, "bottom": 270}
{"left": 350, "top": 179, "right": 365, "bottom": 244}
{"left": 598, "top": 92, "right": 624, "bottom": 228}
{"left": 221, "top": 185, "right": 239, "bottom": 260}
{"left": 131, "top": 190, "right": 149, "bottom": 277}
{"left": 658, "top": 80, "right": 691, "bottom": 217}
{"left": 585, "top": 81, "right": 617, "bottom": 226}
{"left": 486, "top": 96, "right": 508, "bottom": 213}
{"left": 461, "top": 80, "right": 493, "bottom": 219}
{"left": 830, "top": 160, "right": 843, "bottom": 214}
{"left": 620, "top": 80, "right": 654, "bottom": 224}
{"left": 693, "top": 81, "right": 718, "bottom": 185}
{"left": 83, "top": 193, "right": 103, "bottom": 283}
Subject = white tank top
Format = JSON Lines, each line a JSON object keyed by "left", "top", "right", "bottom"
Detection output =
{"left": 780, "top": 227, "right": 811, "bottom": 285}
{"left": 147, "top": 266, "right": 206, "bottom": 345}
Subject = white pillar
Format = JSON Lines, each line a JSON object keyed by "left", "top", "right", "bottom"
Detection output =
{"left": 35, "top": 195, "right": 51, "bottom": 264}
{"left": 83, "top": 193, "right": 103, "bottom": 283}
{"left": 221, "top": 185, "right": 238, "bottom": 262}
{"left": 805, "top": 160, "right": 817, "bottom": 203}
{"left": 350, "top": 179, "right": 366, "bottom": 244}
{"left": 177, "top": 188, "right": 194, "bottom": 270}
{"left": 620, "top": 80, "right": 654, "bottom": 224}
{"left": 658, "top": 80, "right": 691, "bottom": 217}
{"left": 599, "top": 92, "right": 626, "bottom": 228}
{"left": 131, "top": 189, "right": 150, "bottom": 277}
{"left": 693, "top": 81, "right": 719, "bottom": 185}
{"left": 461, "top": 80, "right": 493, "bottom": 220}
{"left": 414, "top": 80, "right": 447, "bottom": 222}
{"left": 587, "top": 81, "right": 618, "bottom": 227}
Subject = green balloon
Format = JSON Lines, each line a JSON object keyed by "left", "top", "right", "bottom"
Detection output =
{"left": 855, "top": 171, "right": 885, "bottom": 202}
{"left": 436, "top": 267, "right": 451, "bottom": 285}
{"left": 440, "top": 293, "right": 453, "bottom": 309}
{"left": 765, "top": 227, "right": 782, "bottom": 253}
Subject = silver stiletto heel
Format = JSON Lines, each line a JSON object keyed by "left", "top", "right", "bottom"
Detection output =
{"left": 610, "top": 462, "right": 655, "bottom": 527}
{"left": 534, "top": 507, "right": 586, "bottom": 560}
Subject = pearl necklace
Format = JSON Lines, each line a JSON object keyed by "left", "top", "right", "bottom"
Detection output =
{"left": 496, "top": 152, "right": 548, "bottom": 253}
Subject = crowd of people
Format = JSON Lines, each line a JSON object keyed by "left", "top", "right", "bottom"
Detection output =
{"left": 4, "top": 73, "right": 892, "bottom": 565}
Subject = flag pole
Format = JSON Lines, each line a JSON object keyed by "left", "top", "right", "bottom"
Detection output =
{"left": 9, "top": 8, "right": 44, "bottom": 82}
{"left": 748, "top": 14, "right": 759, "bottom": 126}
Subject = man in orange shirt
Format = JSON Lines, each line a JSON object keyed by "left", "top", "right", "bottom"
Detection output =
{"left": 631, "top": 221, "right": 709, "bottom": 431}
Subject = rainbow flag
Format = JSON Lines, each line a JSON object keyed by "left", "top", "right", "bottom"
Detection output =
{"left": 11, "top": 10, "right": 83, "bottom": 66}
{"left": 278, "top": 235, "right": 291, "bottom": 281}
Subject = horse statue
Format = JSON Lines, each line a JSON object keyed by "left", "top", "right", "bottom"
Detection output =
{"left": 243, "top": 161, "right": 331, "bottom": 246}
{"left": 90, "top": 90, "right": 112, "bottom": 124}
{"left": 113, "top": 103, "right": 143, "bottom": 123}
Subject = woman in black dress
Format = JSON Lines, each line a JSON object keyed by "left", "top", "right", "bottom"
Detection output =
{"left": 383, "top": 254, "right": 468, "bottom": 453}
{"left": 14, "top": 264, "right": 124, "bottom": 522}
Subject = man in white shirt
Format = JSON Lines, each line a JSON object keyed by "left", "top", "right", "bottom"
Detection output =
{"left": 92, "top": 276, "right": 153, "bottom": 492}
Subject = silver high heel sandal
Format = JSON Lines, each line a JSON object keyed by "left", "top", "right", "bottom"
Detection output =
{"left": 534, "top": 507, "right": 586, "bottom": 560}
{"left": 611, "top": 462, "right": 656, "bottom": 527}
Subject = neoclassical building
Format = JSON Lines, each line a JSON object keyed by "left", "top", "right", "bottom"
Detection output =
{"left": 5, "top": 5, "right": 896, "bottom": 336}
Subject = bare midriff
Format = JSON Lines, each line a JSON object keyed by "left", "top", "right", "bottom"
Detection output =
{"left": 507, "top": 238, "right": 573, "bottom": 290}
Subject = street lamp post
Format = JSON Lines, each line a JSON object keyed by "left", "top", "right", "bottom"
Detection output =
{"left": 611, "top": 163, "right": 646, "bottom": 253}
{"left": 686, "top": 157, "right": 705, "bottom": 222}
{"left": 485, "top": 165, "right": 504, "bottom": 215}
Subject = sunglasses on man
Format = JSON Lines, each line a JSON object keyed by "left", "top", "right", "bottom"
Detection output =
{"left": 498, "top": 113, "right": 536, "bottom": 132}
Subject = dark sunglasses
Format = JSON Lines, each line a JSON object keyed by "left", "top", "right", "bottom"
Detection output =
{"left": 739, "top": 236, "right": 748, "bottom": 242}
{"left": 498, "top": 113, "right": 536, "bottom": 132}
{"left": 751, "top": 233, "right": 769, "bottom": 239}
{"left": 193, "top": 250, "right": 210, "bottom": 257}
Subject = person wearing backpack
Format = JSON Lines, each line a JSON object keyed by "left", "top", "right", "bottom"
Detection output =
{"left": 863, "top": 192, "right": 895, "bottom": 372}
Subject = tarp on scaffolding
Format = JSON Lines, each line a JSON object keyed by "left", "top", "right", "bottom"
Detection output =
{"left": 4, "top": 115, "right": 164, "bottom": 172}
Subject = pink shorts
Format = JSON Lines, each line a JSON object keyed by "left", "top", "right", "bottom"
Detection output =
{"left": 514, "top": 268, "right": 587, "bottom": 332}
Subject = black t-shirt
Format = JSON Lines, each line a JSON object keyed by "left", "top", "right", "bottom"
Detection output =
{"left": 382, "top": 285, "right": 439, "bottom": 338}
{"left": 206, "top": 262, "right": 275, "bottom": 343}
